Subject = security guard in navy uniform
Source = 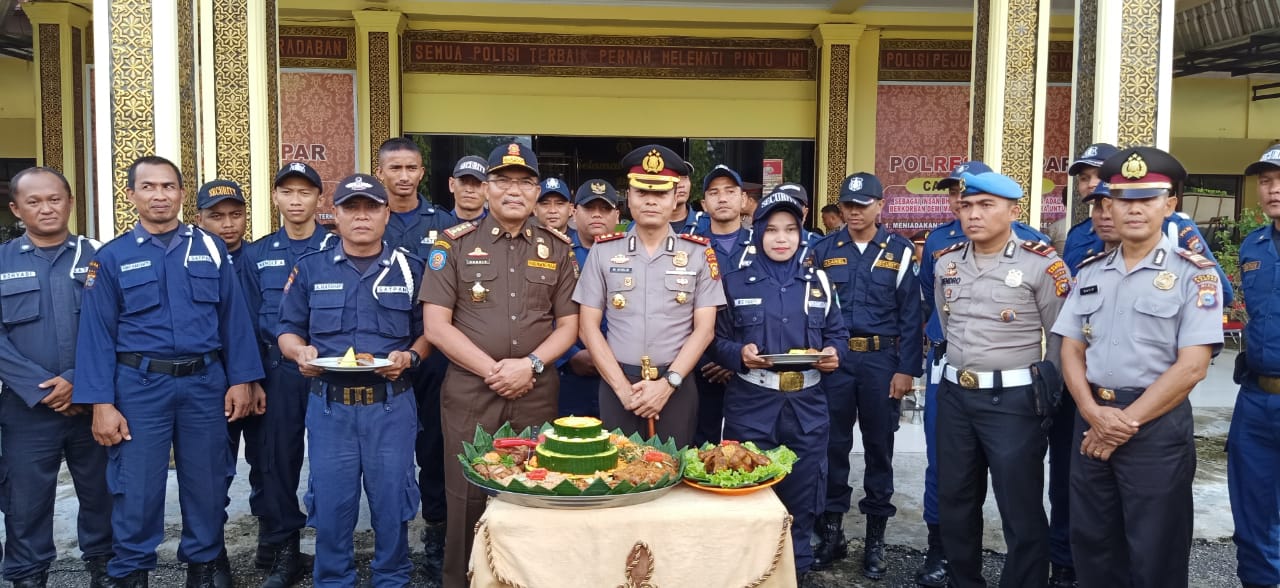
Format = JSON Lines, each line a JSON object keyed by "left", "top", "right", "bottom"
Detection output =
{"left": 713, "top": 190, "right": 846, "bottom": 586}
{"left": 75, "top": 156, "right": 264, "bottom": 588}
{"left": 0, "top": 167, "right": 111, "bottom": 587}
{"left": 671, "top": 161, "right": 712, "bottom": 235}
{"left": 240, "top": 162, "right": 336, "bottom": 587}
{"left": 277, "top": 174, "right": 428, "bottom": 587}
{"left": 935, "top": 169, "right": 1069, "bottom": 588}
{"left": 1053, "top": 147, "right": 1223, "bottom": 588}
{"left": 374, "top": 137, "right": 456, "bottom": 575}
{"left": 914, "top": 160, "right": 1048, "bottom": 587}
{"left": 1230, "top": 144, "right": 1280, "bottom": 588}
{"left": 809, "top": 173, "right": 923, "bottom": 577}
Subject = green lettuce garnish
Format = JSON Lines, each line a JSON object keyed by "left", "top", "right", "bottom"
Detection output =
{"left": 681, "top": 442, "right": 798, "bottom": 488}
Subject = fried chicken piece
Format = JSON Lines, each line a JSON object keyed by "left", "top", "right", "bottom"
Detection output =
{"left": 698, "top": 444, "right": 771, "bottom": 473}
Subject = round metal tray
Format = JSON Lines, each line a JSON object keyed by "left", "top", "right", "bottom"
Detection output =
{"left": 467, "top": 475, "right": 680, "bottom": 510}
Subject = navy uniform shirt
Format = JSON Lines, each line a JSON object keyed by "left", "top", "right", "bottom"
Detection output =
{"left": 386, "top": 195, "right": 456, "bottom": 259}
{"left": 0, "top": 234, "right": 99, "bottom": 406}
{"left": 276, "top": 243, "right": 424, "bottom": 358}
{"left": 1238, "top": 225, "right": 1280, "bottom": 376}
{"left": 709, "top": 227, "right": 755, "bottom": 272}
{"left": 74, "top": 224, "right": 265, "bottom": 404}
{"left": 811, "top": 226, "right": 923, "bottom": 376}
{"left": 241, "top": 225, "right": 337, "bottom": 346}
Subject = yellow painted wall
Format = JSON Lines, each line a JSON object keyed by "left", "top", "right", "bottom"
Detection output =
{"left": 0, "top": 57, "right": 37, "bottom": 159}
{"left": 1169, "top": 76, "right": 1280, "bottom": 209}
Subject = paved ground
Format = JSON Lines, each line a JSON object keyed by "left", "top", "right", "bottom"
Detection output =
{"left": 7, "top": 348, "right": 1249, "bottom": 587}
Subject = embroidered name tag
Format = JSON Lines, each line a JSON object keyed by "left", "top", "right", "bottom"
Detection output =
{"left": 1242, "top": 261, "right": 1261, "bottom": 273}
{"left": 121, "top": 261, "right": 151, "bottom": 272}
{"left": 186, "top": 255, "right": 213, "bottom": 264}
{"left": 314, "top": 283, "right": 344, "bottom": 291}
{"left": 0, "top": 271, "right": 36, "bottom": 280}
{"left": 257, "top": 259, "right": 286, "bottom": 269}
{"left": 822, "top": 258, "right": 847, "bottom": 268}
{"left": 734, "top": 298, "right": 762, "bottom": 306}
{"left": 528, "top": 260, "right": 557, "bottom": 270}
{"left": 609, "top": 267, "right": 632, "bottom": 273}
{"left": 1080, "top": 285, "right": 1098, "bottom": 295}
{"left": 375, "top": 285, "right": 410, "bottom": 294}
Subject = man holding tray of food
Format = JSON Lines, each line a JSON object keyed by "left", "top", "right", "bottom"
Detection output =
{"left": 419, "top": 142, "right": 580, "bottom": 588}
{"left": 276, "top": 174, "right": 429, "bottom": 587}
{"left": 573, "top": 144, "right": 725, "bottom": 448}
{"left": 808, "top": 172, "right": 922, "bottom": 577}
{"left": 711, "top": 188, "right": 845, "bottom": 586}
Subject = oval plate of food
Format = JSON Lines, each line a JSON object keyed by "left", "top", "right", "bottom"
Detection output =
{"left": 680, "top": 441, "right": 797, "bottom": 494}
{"left": 309, "top": 349, "right": 393, "bottom": 372}
{"left": 683, "top": 473, "right": 787, "bottom": 495}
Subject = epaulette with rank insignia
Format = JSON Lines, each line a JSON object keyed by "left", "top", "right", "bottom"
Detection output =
{"left": 594, "top": 232, "right": 626, "bottom": 243}
{"left": 1076, "top": 250, "right": 1110, "bottom": 270}
{"left": 933, "top": 241, "right": 966, "bottom": 260}
{"left": 1020, "top": 240, "right": 1057, "bottom": 257}
{"left": 539, "top": 225, "right": 573, "bottom": 244}
{"left": 678, "top": 233, "right": 710, "bottom": 246}
{"left": 442, "top": 221, "right": 476, "bottom": 240}
{"left": 1176, "top": 248, "right": 1216, "bottom": 269}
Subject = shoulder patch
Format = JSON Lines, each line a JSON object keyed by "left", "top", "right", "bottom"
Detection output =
{"left": 594, "top": 232, "right": 627, "bottom": 243}
{"left": 442, "top": 222, "right": 476, "bottom": 240}
{"left": 1020, "top": 240, "right": 1056, "bottom": 257}
{"left": 1176, "top": 248, "right": 1216, "bottom": 269}
{"left": 539, "top": 225, "right": 573, "bottom": 244}
{"left": 933, "top": 242, "right": 966, "bottom": 260}
{"left": 1076, "top": 250, "right": 1109, "bottom": 270}
{"left": 679, "top": 233, "right": 710, "bottom": 246}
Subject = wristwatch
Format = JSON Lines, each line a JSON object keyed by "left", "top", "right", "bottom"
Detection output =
{"left": 408, "top": 350, "right": 421, "bottom": 370}
{"left": 528, "top": 354, "right": 545, "bottom": 375}
{"left": 665, "top": 371, "right": 683, "bottom": 390}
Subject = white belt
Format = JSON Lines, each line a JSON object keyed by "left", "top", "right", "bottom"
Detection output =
{"left": 942, "top": 363, "right": 1033, "bottom": 389}
{"left": 737, "top": 369, "right": 821, "bottom": 392}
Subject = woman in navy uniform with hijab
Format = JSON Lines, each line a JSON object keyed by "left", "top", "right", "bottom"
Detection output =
{"left": 713, "top": 189, "right": 846, "bottom": 587}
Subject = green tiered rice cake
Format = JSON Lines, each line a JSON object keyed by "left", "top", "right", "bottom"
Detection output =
{"left": 534, "top": 416, "right": 619, "bottom": 475}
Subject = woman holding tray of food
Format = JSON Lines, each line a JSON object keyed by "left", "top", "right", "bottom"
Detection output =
{"left": 712, "top": 187, "right": 847, "bottom": 585}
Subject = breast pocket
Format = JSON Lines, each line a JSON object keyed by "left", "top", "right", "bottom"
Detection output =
{"left": 1132, "top": 294, "right": 1181, "bottom": 346}
{"left": 462, "top": 264, "right": 499, "bottom": 308}
{"left": 308, "top": 291, "right": 346, "bottom": 335}
{"left": 1241, "top": 262, "right": 1273, "bottom": 298}
{"left": 119, "top": 269, "right": 161, "bottom": 316}
{"left": 376, "top": 291, "right": 413, "bottom": 338}
{"left": 0, "top": 278, "right": 40, "bottom": 326}
{"left": 187, "top": 263, "right": 221, "bottom": 305}
{"left": 863, "top": 268, "right": 897, "bottom": 306}
{"left": 664, "top": 273, "right": 696, "bottom": 307}
{"left": 607, "top": 271, "right": 637, "bottom": 312}
{"left": 524, "top": 268, "right": 556, "bottom": 312}
{"left": 991, "top": 283, "right": 1034, "bottom": 308}
{"left": 732, "top": 306, "right": 766, "bottom": 342}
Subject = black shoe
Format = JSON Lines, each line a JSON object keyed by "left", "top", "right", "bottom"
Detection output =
{"left": 215, "top": 549, "right": 233, "bottom": 583}
{"left": 87, "top": 556, "right": 112, "bottom": 588}
{"left": 914, "top": 524, "right": 949, "bottom": 588}
{"left": 421, "top": 519, "right": 446, "bottom": 580}
{"left": 186, "top": 560, "right": 231, "bottom": 588}
{"left": 797, "top": 570, "right": 823, "bottom": 588}
{"left": 102, "top": 570, "right": 149, "bottom": 588}
{"left": 261, "top": 533, "right": 306, "bottom": 588}
{"left": 254, "top": 542, "right": 280, "bottom": 570}
{"left": 811, "top": 512, "right": 848, "bottom": 571}
{"left": 1049, "top": 563, "right": 1077, "bottom": 588}
{"left": 11, "top": 570, "right": 48, "bottom": 588}
{"left": 862, "top": 515, "right": 888, "bottom": 580}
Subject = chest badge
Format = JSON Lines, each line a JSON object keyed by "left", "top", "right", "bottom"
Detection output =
{"left": 811, "top": 288, "right": 823, "bottom": 299}
{"left": 622, "top": 277, "right": 634, "bottom": 288}
{"left": 675, "top": 277, "right": 690, "bottom": 286}
{"left": 675, "top": 291, "right": 689, "bottom": 304}
{"left": 611, "top": 254, "right": 628, "bottom": 264}
{"left": 1004, "top": 269, "right": 1023, "bottom": 288}
{"left": 673, "top": 250, "right": 689, "bottom": 268}
{"left": 884, "top": 251, "right": 894, "bottom": 262}
{"left": 1153, "top": 271, "right": 1177, "bottom": 291}
{"left": 945, "top": 261, "right": 958, "bottom": 277}
{"left": 468, "top": 247, "right": 488, "bottom": 257}
{"left": 471, "top": 281, "right": 488, "bottom": 303}
{"left": 537, "top": 243, "right": 550, "bottom": 259}
{"left": 1082, "top": 322, "right": 1093, "bottom": 340}
{"left": 611, "top": 292, "right": 627, "bottom": 309}
{"left": 1000, "top": 308, "right": 1016, "bottom": 322}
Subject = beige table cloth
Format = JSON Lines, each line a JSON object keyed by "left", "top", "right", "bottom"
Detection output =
{"left": 469, "top": 485, "right": 797, "bottom": 588}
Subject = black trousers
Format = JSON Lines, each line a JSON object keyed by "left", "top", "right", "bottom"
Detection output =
{"left": 413, "top": 352, "right": 449, "bottom": 523}
{"left": 1070, "top": 398, "right": 1194, "bottom": 588}
{"left": 938, "top": 379, "right": 1048, "bottom": 588}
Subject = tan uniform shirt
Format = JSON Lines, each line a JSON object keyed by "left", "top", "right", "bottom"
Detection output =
{"left": 935, "top": 236, "right": 1069, "bottom": 371}
{"left": 572, "top": 227, "right": 727, "bottom": 366}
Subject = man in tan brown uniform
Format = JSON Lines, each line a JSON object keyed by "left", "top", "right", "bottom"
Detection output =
{"left": 419, "top": 143, "right": 579, "bottom": 588}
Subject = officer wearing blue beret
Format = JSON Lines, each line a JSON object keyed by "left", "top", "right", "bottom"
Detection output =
{"left": 1053, "top": 146, "right": 1223, "bottom": 588}
{"left": 1227, "top": 143, "right": 1280, "bottom": 588}
{"left": 277, "top": 174, "right": 428, "bottom": 587}
{"left": 238, "top": 162, "right": 336, "bottom": 586}
{"left": 75, "top": 155, "right": 264, "bottom": 587}
{"left": 0, "top": 167, "right": 111, "bottom": 587}
{"left": 713, "top": 190, "right": 846, "bottom": 587}
{"left": 913, "top": 160, "right": 1049, "bottom": 587}
{"left": 808, "top": 173, "right": 922, "bottom": 577}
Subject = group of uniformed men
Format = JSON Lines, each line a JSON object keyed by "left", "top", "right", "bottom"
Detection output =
{"left": 0, "top": 135, "right": 1278, "bottom": 588}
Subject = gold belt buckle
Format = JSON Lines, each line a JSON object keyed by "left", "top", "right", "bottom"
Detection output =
{"left": 1096, "top": 387, "right": 1116, "bottom": 401}
{"left": 343, "top": 386, "right": 375, "bottom": 405}
{"left": 1259, "top": 376, "right": 1280, "bottom": 395}
{"left": 957, "top": 369, "right": 979, "bottom": 389}
{"left": 848, "top": 337, "right": 868, "bottom": 352}
{"left": 778, "top": 372, "right": 804, "bottom": 392}
{"left": 640, "top": 356, "right": 659, "bottom": 381}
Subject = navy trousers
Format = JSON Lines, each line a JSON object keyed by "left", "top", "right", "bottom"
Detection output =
{"left": 413, "top": 353, "right": 447, "bottom": 524}
{"left": 823, "top": 347, "right": 900, "bottom": 517}
{"left": 1229, "top": 384, "right": 1280, "bottom": 585}
{"left": 251, "top": 349, "right": 310, "bottom": 543}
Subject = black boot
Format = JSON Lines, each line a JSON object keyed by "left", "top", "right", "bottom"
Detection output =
{"left": 261, "top": 532, "right": 306, "bottom": 588}
{"left": 797, "top": 570, "right": 823, "bottom": 588}
{"left": 215, "top": 549, "right": 233, "bottom": 587}
{"left": 811, "top": 512, "right": 848, "bottom": 570}
{"left": 1049, "top": 563, "right": 1078, "bottom": 588}
{"left": 103, "top": 570, "right": 149, "bottom": 588}
{"left": 421, "top": 519, "right": 446, "bottom": 584}
{"left": 186, "top": 560, "right": 230, "bottom": 588}
{"left": 862, "top": 515, "right": 888, "bottom": 579}
{"left": 11, "top": 570, "right": 48, "bottom": 588}
{"left": 914, "top": 524, "right": 949, "bottom": 587}
{"left": 254, "top": 542, "right": 280, "bottom": 570}
{"left": 87, "top": 556, "right": 112, "bottom": 588}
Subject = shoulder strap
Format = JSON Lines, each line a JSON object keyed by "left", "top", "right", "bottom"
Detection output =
{"left": 816, "top": 269, "right": 833, "bottom": 318}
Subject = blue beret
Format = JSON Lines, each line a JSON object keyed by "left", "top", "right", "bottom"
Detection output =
{"left": 960, "top": 171, "right": 1022, "bottom": 200}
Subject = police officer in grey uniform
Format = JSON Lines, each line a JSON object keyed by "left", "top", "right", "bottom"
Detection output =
{"left": 934, "top": 170, "right": 1070, "bottom": 588}
{"left": 1052, "top": 147, "right": 1222, "bottom": 588}
{"left": 573, "top": 144, "right": 726, "bottom": 446}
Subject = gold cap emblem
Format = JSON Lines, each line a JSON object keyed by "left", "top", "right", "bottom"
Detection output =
{"left": 1121, "top": 153, "right": 1148, "bottom": 180}
{"left": 641, "top": 149, "right": 665, "bottom": 174}
{"left": 591, "top": 182, "right": 608, "bottom": 195}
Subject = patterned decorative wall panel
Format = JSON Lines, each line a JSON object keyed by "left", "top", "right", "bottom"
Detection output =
{"left": 970, "top": 0, "right": 989, "bottom": 162}
{"left": 212, "top": 0, "right": 253, "bottom": 224}
{"left": 178, "top": 0, "right": 199, "bottom": 223}
{"left": 38, "top": 24, "right": 63, "bottom": 172}
{"left": 73, "top": 28, "right": 87, "bottom": 230}
{"left": 1117, "top": 0, "right": 1161, "bottom": 146}
{"left": 267, "top": 0, "right": 281, "bottom": 231}
{"left": 825, "top": 44, "right": 851, "bottom": 207}
{"left": 110, "top": 1, "right": 155, "bottom": 234}
{"left": 1072, "top": 0, "right": 1099, "bottom": 223}
{"left": 368, "top": 31, "right": 391, "bottom": 169}
{"left": 1001, "top": 0, "right": 1042, "bottom": 220}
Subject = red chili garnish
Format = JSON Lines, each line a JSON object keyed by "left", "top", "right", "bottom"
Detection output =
{"left": 526, "top": 468, "right": 548, "bottom": 481}
{"left": 721, "top": 440, "right": 740, "bottom": 446}
{"left": 493, "top": 437, "right": 538, "bottom": 449}
{"left": 643, "top": 450, "right": 667, "bottom": 463}
{"left": 538, "top": 433, "right": 547, "bottom": 444}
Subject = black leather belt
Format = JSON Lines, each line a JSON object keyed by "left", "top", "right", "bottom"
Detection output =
{"left": 117, "top": 352, "right": 219, "bottom": 377}
{"left": 310, "top": 379, "right": 408, "bottom": 406}
{"left": 849, "top": 335, "right": 897, "bottom": 352}
{"left": 1090, "top": 384, "right": 1145, "bottom": 404}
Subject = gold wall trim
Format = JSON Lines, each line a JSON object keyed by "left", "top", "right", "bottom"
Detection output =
{"left": 970, "top": 2, "right": 989, "bottom": 162}
{"left": 1002, "top": 0, "right": 1042, "bottom": 220}
{"left": 110, "top": 1, "right": 155, "bottom": 234}
{"left": 179, "top": 0, "right": 198, "bottom": 222}
{"left": 267, "top": 0, "right": 281, "bottom": 231}
{"left": 1117, "top": 1, "right": 1161, "bottom": 146}
{"left": 73, "top": 28, "right": 87, "bottom": 232}
{"left": 369, "top": 31, "right": 391, "bottom": 169}
{"left": 401, "top": 30, "right": 816, "bottom": 81}
{"left": 212, "top": 0, "right": 253, "bottom": 224}
{"left": 825, "top": 44, "right": 850, "bottom": 205}
{"left": 280, "top": 25, "right": 357, "bottom": 69}
{"left": 38, "top": 24, "right": 63, "bottom": 172}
